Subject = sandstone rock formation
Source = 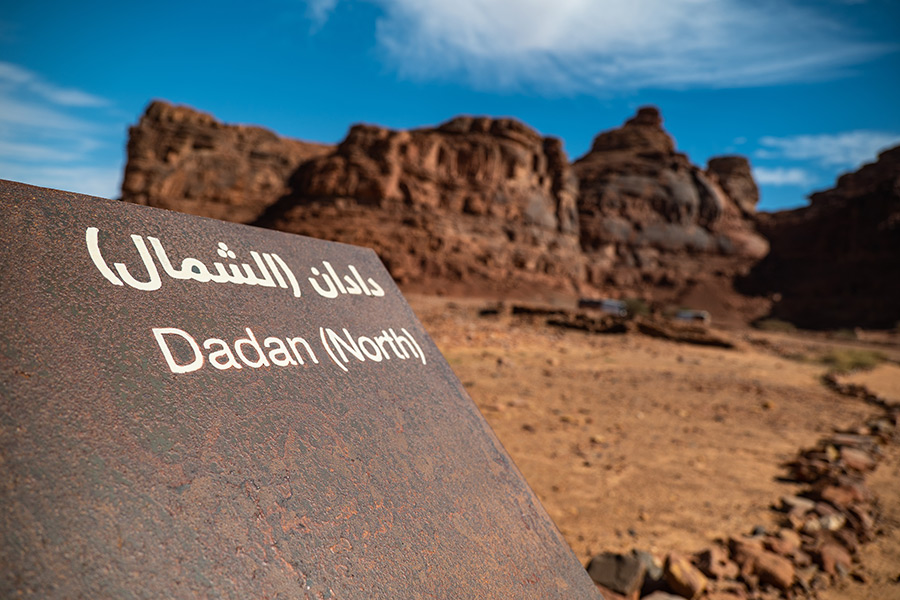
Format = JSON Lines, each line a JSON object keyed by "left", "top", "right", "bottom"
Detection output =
{"left": 122, "top": 101, "right": 333, "bottom": 223}
{"left": 255, "top": 116, "right": 586, "bottom": 297}
{"left": 120, "top": 101, "right": 774, "bottom": 314}
{"left": 743, "top": 145, "right": 900, "bottom": 329}
{"left": 706, "top": 155, "right": 759, "bottom": 217}
{"left": 573, "top": 107, "right": 769, "bottom": 315}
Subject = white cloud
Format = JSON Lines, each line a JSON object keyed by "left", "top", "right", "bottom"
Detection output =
{"left": 0, "top": 162, "right": 123, "bottom": 199}
{"left": 309, "top": 0, "right": 894, "bottom": 92}
{"left": 306, "top": 0, "right": 338, "bottom": 26}
{"left": 752, "top": 166, "right": 815, "bottom": 186}
{"left": 0, "top": 62, "right": 121, "bottom": 198}
{"left": 0, "top": 62, "right": 108, "bottom": 107}
{"left": 757, "top": 131, "right": 900, "bottom": 168}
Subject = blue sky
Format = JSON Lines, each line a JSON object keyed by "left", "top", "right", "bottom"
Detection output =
{"left": 1, "top": 0, "right": 898, "bottom": 211}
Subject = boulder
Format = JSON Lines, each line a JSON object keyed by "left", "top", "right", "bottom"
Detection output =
{"left": 585, "top": 551, "right": 646, "bottom": 597}
{"left": 664, "top": 552, "right": 708, "bottom": 599}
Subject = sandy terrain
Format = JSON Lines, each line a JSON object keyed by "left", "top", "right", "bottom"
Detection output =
{"left": 409, "top": 295, "right": 900, "bottom": 598}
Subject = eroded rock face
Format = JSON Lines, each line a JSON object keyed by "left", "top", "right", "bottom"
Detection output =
{"left": 707, "top": 155, "right": 759, "bottom": 217}
{"left": 119, "top": 101, "right": 774, "bottom": 317}
{"left": 573, "top": 107, "right": 768, "bottom": 311}
{"left": 744, "top": 145, "right": 900, "bottom": 329}
{"left": 122, "top": 101, "right": 333, "bottom": 223}
{"left": 256, "top": 116, "right": 586, "bottom": 297}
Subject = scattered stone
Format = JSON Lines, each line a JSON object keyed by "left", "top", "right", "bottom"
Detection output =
{"left": 781, "top": 496, "right": 816, "bottom": 514}
{"left": 814, "top": 501, "right": 838, "bottom": 517}
{"left": 728, "top": 537, "right": 764, "bottom": 570}
{"left": 586, "top": 551, "right": 646, "bottom": 597}
{"left": 642, "top": 592, "right": 688, "bottom": 600}
{"left": 593, "top": 582, "right": 629, "bottom": 600}
{"left": 579, "top": 381, "right": 895, "bottom": 600}
{"left": 633, "top": 550, "right": 666, "bottom": 596}
{"left": 819, "top": 483, "right": 866, "bottom": 509}
{"left": 696, "top": 545, "right": 739, "bottom": 580}
{"left": 776, "top": 529, "right": 801, "bottom": 554}
{"left": 727, "top": 537, "right": 794, "bottom": 591}
{"left": 764, "top": 534, "right": 797, "bottom": 559}
{"left": 820, "top": 513, "right": 847, "bottom": 532}
{"left": 664, "top": 553, "right": 708, "bottom": 599}
{"left": 801, "top": 516, "right": 822, "bottom": 535}
{"left": 829, "top": 432, "right": 877, "bottom": 450}
{"left": 832, "top": 527, "right": 860, "bottom": 555}
{"left": 840, "top": 446, "right": 876, "bottom": 472}
{"left": 704, "top": 588, "right": 748, "bottom": 600}
{"left": 754, "top": 551, "right": 795, "bottom": 592}
{"left": 817, "top": 540, "right": 852, "bottom": 577}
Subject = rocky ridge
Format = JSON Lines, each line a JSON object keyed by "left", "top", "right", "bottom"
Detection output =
{"left": 573, "top": 107, "right": 768, "bottom": 310}
{"left": 742, "top": 146, "right": 900, "bottom": 329}
{"left": 123, "top": 101, "right": 333, "bottom": 223}
{"left": 120, "top": 101, "right": 898, "bottom": 328}
{"left": 254, "top": 115, "right": 586, "bottom": 297}
{"left": 122, "top": 101, "right": 768, "bottom": 311}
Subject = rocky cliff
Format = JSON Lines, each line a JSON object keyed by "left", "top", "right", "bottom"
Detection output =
{"left": 122, "top": 101, "right": 333, "bottom": 223}
{"left": 123, "top": 102, "right": 773, "bottom": 310}
{"left": 254, "top": 116, "right": 586, "bottom": 297}
{"left": 573, "top": 107, "right": 769, "bottom": 315}
{"left": 122, "top": 102, "right": 788, "bottom": 312}
{"left": 742, "top": 146, "right": 900, "bottom": 329}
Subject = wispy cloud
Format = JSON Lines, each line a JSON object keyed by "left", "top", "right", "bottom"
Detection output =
{"left": 0, "top": 162, "right": 122, "bottom": 199}
{"left": 305, "top": 0, "right": 338, "bottom": 29}
{"left": 309, "top": 0, "right": 894, "bottom": 93}
{"left": 757, "top": 131, "right": 900, "bottom": 168}
{"left": 753, "top": 166, "right": 815, "bottom": 187}
{"left": 0, "top": 62, "right": 122, "bottom": 198}
{"left": 0, "top": 62, "right": 108, "bottom": 107}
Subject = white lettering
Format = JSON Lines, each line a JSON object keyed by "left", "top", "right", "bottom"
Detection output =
{"left": 153, "top": 328, "right": 204, "bottom": 373}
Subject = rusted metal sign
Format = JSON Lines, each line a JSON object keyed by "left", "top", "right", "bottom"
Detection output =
{"left": 0, "top": 180, "right": 600, "bottom": 599}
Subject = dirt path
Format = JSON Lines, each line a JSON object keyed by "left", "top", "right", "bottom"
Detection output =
{"left": 409, "top": 296, "right": 899, "bottom": 596}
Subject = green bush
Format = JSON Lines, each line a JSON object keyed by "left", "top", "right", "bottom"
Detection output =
{"left": 754, "top": 318, "right": 797, "bottom": 333}
{"left": 624, "top": 298, "right": 650, "bottom": 318}
{"left": 830, "top": 328, "right": 858, "bottom": 341}
{"left": 819, "top": 348, "right": 885, "bottom": 373}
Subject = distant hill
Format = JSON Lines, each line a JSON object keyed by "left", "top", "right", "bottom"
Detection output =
{"left": 121, "top": 101, "right": 899, "bottom": 329}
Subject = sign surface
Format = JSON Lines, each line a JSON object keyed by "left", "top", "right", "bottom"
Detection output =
{"left": 0, "top": 180, "right": 599, "bottom": 599}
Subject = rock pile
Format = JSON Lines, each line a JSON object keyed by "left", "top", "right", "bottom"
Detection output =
{"left": 584, "top": 388, "right": 900, "bottom": 599}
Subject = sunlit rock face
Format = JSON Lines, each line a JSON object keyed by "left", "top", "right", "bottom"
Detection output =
{"left": 572, "top": 107, "right": 768, "bottom": 309}
{"left": 256, "top": 115, "right": 587, "bottom": 297}
{"left": 121, "top": 101, "right": 777, "bottom": 318}
{"left": 122, "top": 101, "right": 333, "bottom": 223}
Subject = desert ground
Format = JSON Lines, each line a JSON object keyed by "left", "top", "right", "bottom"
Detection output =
{"left": 408, "top": 295, "right": 900, "bottom": 599}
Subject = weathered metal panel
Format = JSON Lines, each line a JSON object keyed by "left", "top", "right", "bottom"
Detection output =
{"left": 0, "top": 180, "right": 600, "bottom": 599}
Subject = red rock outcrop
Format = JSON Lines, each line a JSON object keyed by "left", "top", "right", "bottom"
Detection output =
{"left": 573, "top": 107, "right": 769, "bottom": 316}
{"left": 706, "top": 155, "right": 759, "bottom": 217}
{"left": 119, "top": 102, "right": 774, "bottom": 320}
{"left": 742, "top": 145, "right": 900, "bottom": 329}
{"left": 255, "top": 116, "right": 586, "bottom": 297}
{"left": 122, "top": 101, "right": 333, "bottom": 223}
